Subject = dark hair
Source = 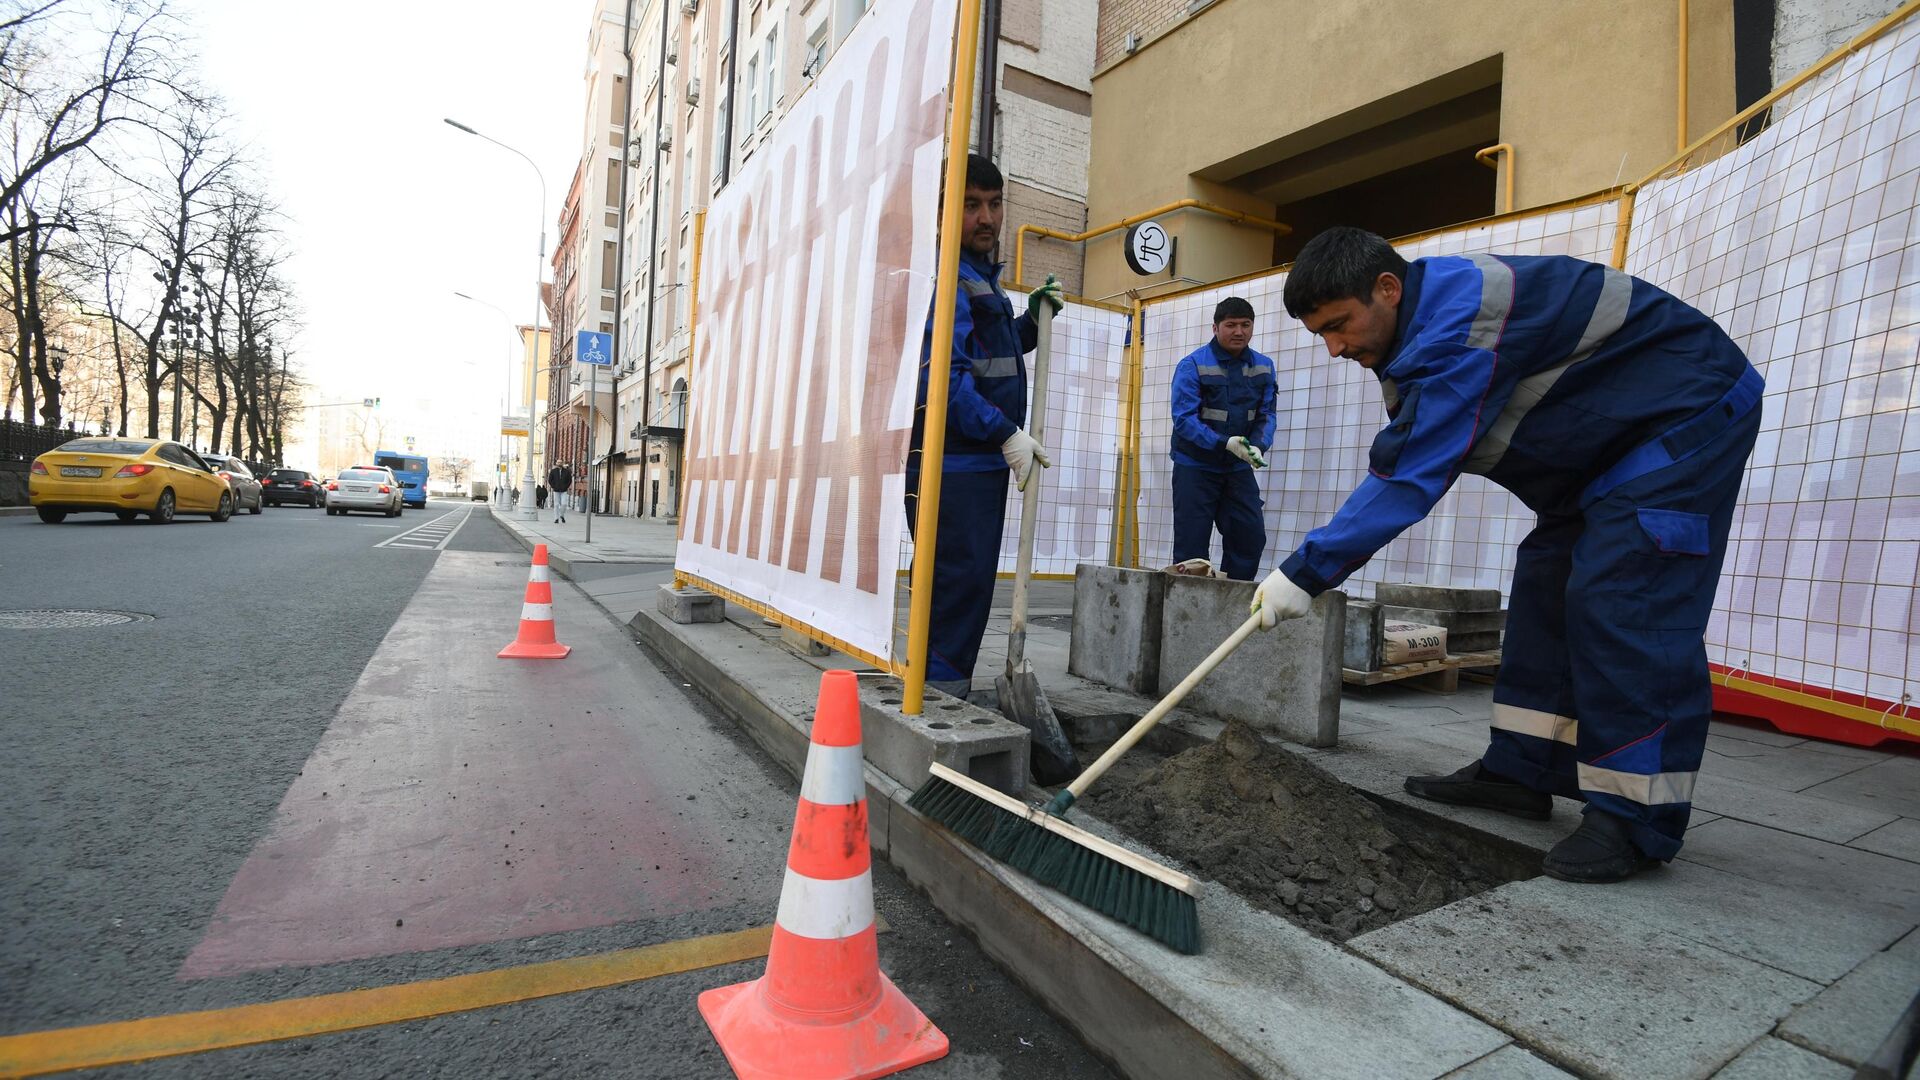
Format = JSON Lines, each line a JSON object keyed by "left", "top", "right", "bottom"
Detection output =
{"left": 965, "top": 153, "right": 1003, "bottom": 193}
{"left": 1283, "top": 227, "right": 1409, "bottom": 319}
{"left": 1213, "top": 296, "right": 1255, "bottom": 324}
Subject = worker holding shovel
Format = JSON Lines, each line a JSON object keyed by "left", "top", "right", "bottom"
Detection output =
{"left": 1251, "top": 227, "right": 1761, "bottom": 883}
{"left": 906, "top": 153, "right": 1062, "bottom": 703}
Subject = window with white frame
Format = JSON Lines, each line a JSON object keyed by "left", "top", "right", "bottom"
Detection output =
{"left": 762, "top": 26, "right": 778, "bottom": 118}
{"left": 745, "top": 55, "right": 759, "bottom": 130}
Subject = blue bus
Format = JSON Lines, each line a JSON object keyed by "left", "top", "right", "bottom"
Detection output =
{"left": 374, "top": 450, "right": 430, "bottom": 508}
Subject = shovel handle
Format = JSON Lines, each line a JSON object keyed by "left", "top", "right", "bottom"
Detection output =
{"left": 1007, "top": 305, "right": 1053, "bottom": 672}
{"left": 1062, "top": 612, "right": 1263, "bottom": 802}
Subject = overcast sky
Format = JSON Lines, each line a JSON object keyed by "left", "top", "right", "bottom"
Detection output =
{"left": 182, "top": 0, "right": 594, "bottom": 465}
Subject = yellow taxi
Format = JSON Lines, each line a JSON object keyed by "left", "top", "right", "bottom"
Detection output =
{"left": 29, "top": 437, "right": 237, "bottom": 524}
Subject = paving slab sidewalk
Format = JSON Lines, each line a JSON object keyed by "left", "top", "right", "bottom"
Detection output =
{"left": 491, "top": 524, "right": 1920, "bottom": 1079}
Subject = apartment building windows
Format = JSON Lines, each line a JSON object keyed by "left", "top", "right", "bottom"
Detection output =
{"left": 745, "top": 54, "right": 759, "bottom": 129}
{"left": 602, "top": 240, "right": 618, "bottom": 294}
{"left": 761, "top": 26, "right": 778, "bottom": 119}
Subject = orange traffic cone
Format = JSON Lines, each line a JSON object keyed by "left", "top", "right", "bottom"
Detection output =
{"left": 699, "top": 670, "right": 947, "bottom": 1080}
{"left": 498, "top": 544, "right": 571, "bottom": 659}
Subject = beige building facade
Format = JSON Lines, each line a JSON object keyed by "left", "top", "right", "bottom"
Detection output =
{"left": 1082, "top": 0, "right": 1749, "bottom": 299}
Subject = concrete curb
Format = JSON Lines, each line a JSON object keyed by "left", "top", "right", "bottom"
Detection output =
{"left": 623, "top": 598, "right": 1521, "bottom": 1080}
{"left": 485, "top": 507, "right": 677, "bottom": 573}
{"left": 0, "top": 505, "right": 36, "bottom": 517}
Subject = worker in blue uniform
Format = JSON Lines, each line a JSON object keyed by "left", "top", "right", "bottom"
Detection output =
{"left": 1251, "top": 227, "right": 1761, "bottom": 883}
{"left": 907, "top": 154, "right": 1063, "bottom": 701}
{"left": 1170, "top": 297, "right": 1277, "bottom": 580}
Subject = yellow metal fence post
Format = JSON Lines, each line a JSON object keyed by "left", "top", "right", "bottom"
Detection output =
{"left": 675, "top": 208, "right": 706, "bottom": 585}
{"left": 1124, "top": 298, "right": 1146, "bottom": 568}
{"left": 902, "top": 0, "right": 985, "bottom": 716}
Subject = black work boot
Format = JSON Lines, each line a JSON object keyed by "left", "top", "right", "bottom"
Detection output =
{"left": 1403, "top": 760, "right": 1553, "bottom": 820}
{"left": 1542, "top": 808, "right": 1659, "bottom": 883}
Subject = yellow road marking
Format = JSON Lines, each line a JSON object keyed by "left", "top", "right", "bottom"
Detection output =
{"left": 0, "top": 925, "right": 773, "bottom": 1078}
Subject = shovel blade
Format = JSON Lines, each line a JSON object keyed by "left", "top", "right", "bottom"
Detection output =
{"left": 996, "top": 670, "right": 1079, "bottom": 785}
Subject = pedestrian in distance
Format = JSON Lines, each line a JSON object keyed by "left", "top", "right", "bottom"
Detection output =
{"left": 1169, "top": 296, "right": 1277, "bottom": 580}
{"left": 906, "top": 152, "right": 1064, "bottom": 702}
{"left": 1250, "top": 227, "right": 1761, "bottom": 883}
{"left": 536, "top": 482, "right": 548, "bottom": 509}
{"left": 547, "top": 463, "right": 572, "bottom": 524}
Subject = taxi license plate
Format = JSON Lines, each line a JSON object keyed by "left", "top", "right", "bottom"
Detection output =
{"left": 60, "top": 466, "right": 102, "bottom": 477}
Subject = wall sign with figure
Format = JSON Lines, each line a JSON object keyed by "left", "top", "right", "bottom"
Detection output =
{"left": 1123, "top": 219, "right": 1172, "bottom": 276}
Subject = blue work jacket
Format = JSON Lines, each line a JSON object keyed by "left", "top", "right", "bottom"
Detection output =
{"left": 1280, "top": 253, "right": 1760, "bottom": 595}
{"left": 910, "top": 250, "right": 1038, "bottom": 473}
{"left": 1170, "top": 340, "right": 1278, "bottom": 471}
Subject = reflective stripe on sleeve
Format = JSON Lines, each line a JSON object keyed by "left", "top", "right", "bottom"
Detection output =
{"left": 1195, "top": 364, "right": 1226, "bottom": 377}
{"left": 1463, "top": 254, "right": 1515, "bottom": 351}
{"left": 1200, "top": 408, "right": 1229, "bottom": 422}
{"left": 972, "top": 355, "right": 1020, "bottom": 379}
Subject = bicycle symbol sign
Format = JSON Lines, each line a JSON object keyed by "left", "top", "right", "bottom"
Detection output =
{"left": 576, "top": 330, "right": 614, "bottom": 367}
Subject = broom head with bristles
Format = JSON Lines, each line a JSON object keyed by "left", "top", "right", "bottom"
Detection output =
{"left": 907, "top": 762, "right": 1201, "bottom": 954}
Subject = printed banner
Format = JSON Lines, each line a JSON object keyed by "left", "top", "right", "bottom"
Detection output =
{"left": 678, "top": 0, "right": 957, "bottom": 661}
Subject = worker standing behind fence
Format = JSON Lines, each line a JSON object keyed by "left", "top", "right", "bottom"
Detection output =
{"left": 906, "top": 153, "right": 1063, "bottom": 701}
{"left": 1251, "top": 227, "right": 1761, "bottom": 884}
{"left": 1169, "top": 297, "right": 1276, "bottom": 580}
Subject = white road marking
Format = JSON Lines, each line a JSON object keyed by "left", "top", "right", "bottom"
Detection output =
{"left": 375, "top": 509, "right": 472, "bottom": 551}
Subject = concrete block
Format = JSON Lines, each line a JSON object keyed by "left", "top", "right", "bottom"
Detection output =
{"left": 779, "top": 624, "right": 831, "bottom": 656}
{"left": 1351, "top": 879, "right": 1823, "bottom": 1079}
{"left": 1689, "top": 771, "right": 1896, "bottom": 845}
{"left": 1446, "top": 631, "right": 1504, "bottom": 653}
{"left": 1383, "top": 606, "right": 1508, "bottom": 635}
{"left": 858, "top": 680, "right": 1028, "bottom": 798}
{"left": 1343, "top": 600, "right": 1384, "bottom": 671}
{"left": 1068, "top": 564, "right": 1165, "bottom": 694}
{"left": 1711, "top": 1037, "right": 1851, "bottom": 1079}
{"left": 1374, "top": 582, "right": 1502, "bottom": 611}
{"left": 1800, "top": 756, "right": 1920, "bottom": 819}
{"left": 655, "top": 583, "right": 724, "bottom": 623}
{"left": 1156, "top": 576, "right": 1344, "bottom": 748}
{"left": 1779, "top": 946, "right": 1920, "bottom": 1067}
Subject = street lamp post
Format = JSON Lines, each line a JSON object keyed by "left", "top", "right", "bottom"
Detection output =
{"left": 452, "top": 290, "right": 519, "bottom": 506}
{"left": 443, "top": 117, "right": 545, "bottom": 520}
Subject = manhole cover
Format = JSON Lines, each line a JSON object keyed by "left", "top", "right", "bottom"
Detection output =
{"left": 0, "top": 609, "right": 156, "bottom": 630}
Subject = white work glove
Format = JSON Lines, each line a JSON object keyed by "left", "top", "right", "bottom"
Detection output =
{"left": 1251, "top": 568, "right": 1312, "bottom": 630}
{"left": 1226, "top": 436, "right": 1269, "bottom": 468}
{"left": 1001, "top": 428, "right": 1052, "bottom": 492}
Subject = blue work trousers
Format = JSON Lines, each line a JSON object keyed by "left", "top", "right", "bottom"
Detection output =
{"left": 1485, "top": 377, "right": 1761, "bottom": 861}
{"left": 1172, "top": 464, "right": 1266, "bottom": 581}
{"left": 904, "top": 469, "right": 1009, "bottom": 693}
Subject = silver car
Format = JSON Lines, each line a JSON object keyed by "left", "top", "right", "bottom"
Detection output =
{"left": 325, "top": 466, "right": 403, "bottom": 517}
{"left": 199, "top": 453, "right": 264, "bottom": 515}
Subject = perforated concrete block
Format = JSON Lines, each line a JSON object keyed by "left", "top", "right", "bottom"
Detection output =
{"left": 859, "top": 681, "right": 1029, "bottom": 798}
{"left": 656, "top": 584, "right": 725, "bottom": 623}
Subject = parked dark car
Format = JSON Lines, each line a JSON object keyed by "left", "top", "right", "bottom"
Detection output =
{"left": 262, "top": 467, "right": 324, "bottom": 507}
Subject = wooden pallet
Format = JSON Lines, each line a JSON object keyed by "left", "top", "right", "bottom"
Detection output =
{"left": 1343, "top": 650, "right": 1503, "bottom": 692}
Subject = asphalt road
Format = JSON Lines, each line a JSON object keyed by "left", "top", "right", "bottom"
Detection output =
{"left": 0, "top": 500, "right": 1112, "bottom": 1078}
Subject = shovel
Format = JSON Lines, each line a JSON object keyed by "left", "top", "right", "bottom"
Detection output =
{"left": 997, "top": 304, "right": 1080, "bottom": 785}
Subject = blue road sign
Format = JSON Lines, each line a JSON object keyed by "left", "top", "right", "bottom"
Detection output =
{"left": 576, "top": 330, "right": 614, "bottom": 366}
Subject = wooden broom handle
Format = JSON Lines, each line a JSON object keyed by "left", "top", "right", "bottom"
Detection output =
{"left": 1065, "top": 612, "right": 1263, "bottom": 800}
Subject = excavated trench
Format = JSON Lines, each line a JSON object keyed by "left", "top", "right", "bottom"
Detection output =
{"left": 1070, "top": 718, "right": 1536, "bottom": 943}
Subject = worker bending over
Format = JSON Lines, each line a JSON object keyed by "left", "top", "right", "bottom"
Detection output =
{"left": 1252, "top": 227, "right": 1760, "bottom": 883}
{"left": 1169, "top": 297, "right": 1276, "bottom": 580}
{"left": 907, "top": 153, "right": 1063, "bottom": 701}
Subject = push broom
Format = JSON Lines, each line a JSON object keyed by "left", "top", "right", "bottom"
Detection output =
{"left": 910, "top": 611, "right": 1265, "bottom": 953}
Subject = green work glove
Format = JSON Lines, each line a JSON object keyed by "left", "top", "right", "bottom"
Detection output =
{"left": 1226, "top": 436, "right": 1269, "bottom": 469}
{"left": 1026, "top": 274, "right": 1064, "bottom": 320}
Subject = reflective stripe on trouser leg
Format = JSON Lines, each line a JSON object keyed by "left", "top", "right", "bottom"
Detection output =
{"left": 905, "top": 469, "right": 1009, "bottom": 686}
{"left": 1566, "top": 403, "right": 1760, "bottom": 861}
{"left": 1171, "top": 464, "right": 1221, "bottom": 565}
{"left": 1215, "top": 468, "right": 1266, "bottom": 581}
{"left": 1485, "top": 513, "right": 1584, "bottom": 798}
